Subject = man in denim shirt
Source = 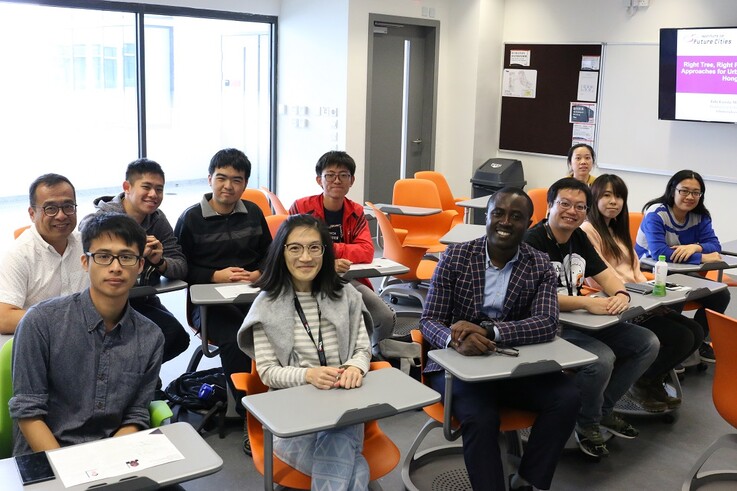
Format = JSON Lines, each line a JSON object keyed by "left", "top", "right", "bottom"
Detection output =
{"left": 9, "top": 213, "right": 164, "bottom": 455}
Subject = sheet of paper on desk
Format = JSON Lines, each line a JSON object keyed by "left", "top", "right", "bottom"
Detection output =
{"left": 215, "top": 283, "right": 260, "bottom": 299}
{"left": 47, "top": 428, "right": 184, "bottom": 488}
{"left": 349, "top": 260, "right": 392, "bottom": 271}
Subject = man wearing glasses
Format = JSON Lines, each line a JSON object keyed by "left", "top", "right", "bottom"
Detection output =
{"left": 525, "top": 177, "right": 659, "bottom": 459}
{"left": 421, "top": 187, "right": 580, "bottom": 491}
{"left": 10, "top": 213, "right": 163, "bottom": 455}
{"left": 289, "top": 151, "right": 395, "bottom": 354}
{"left": 0, "top": 174, "right": 88, "bottom": 334}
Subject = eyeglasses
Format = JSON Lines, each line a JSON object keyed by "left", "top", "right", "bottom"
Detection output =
{"left": 34, "top": 203, "right": 77, "bottom": 217}
{"left": 322, "top": 172, "right": 352, "bottom": 182}
{"left": 85, "top": 252, "right": 142, "bottom": 267}
{"left": 554, "top": 200, "right": 588, "bottom": 213}
{"left": 284, "top": 243, "right": 326, "bottom": 257}
{"left": 676, "top": 188, "right": 703, "bottom": 198}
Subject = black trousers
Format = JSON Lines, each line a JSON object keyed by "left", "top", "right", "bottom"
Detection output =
{"left": 672, "top": 288, "right": 731, "bottom": 339}
{"left": 638, "top": 309, "right": 704, "bottom": 379}
{"left": 131, "top": 295, "right": 190, "bottom": 363}
{"left": 428, "top": 370, "right": 579, "bottom": 491}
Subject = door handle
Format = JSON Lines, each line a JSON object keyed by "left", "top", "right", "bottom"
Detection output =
{"left": 412, "top": 139, "right": 423, "bottom": 144}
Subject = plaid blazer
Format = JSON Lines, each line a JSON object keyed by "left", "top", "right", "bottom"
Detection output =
{"left": 420, "top": 238, "right": 559, "bottom": 373}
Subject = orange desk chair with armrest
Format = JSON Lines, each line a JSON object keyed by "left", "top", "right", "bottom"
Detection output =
{"left": 401, "top": 330, "right": 536, "bottom": 490}
{"left": 241, "top": 188, "right": 273, "bottom": 217}
{"left": 414, "top": 171, "right": 469, "bottom": 228}
{"left": 231, "top": 361, "right": 400, "bottom": 490}
{"left": 366, "top": 202, "right": 438, "bottom": 307}
{"left": 527, "top": 188, "right": 549, "bottom": 227}
{"left": 682, "top": 309, "right": 737, "bottom": 490}
{"left": 259, "top": 187, "right": 288, "bottom": 215}
{"left": 390, "top": 179, "right": 457, "bottom": 254}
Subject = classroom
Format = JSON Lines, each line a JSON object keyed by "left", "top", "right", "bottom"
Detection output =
{"left": 1, "top": 0, "right": 737, "bottom": 490}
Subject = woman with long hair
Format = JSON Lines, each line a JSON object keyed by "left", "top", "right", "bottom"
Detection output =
{"left": 635, "top": 170, "right": 730, "bottom": 363}
{"left": 566, "top": 143, "right": 597, "bottom": 186}
{"left": 238, "top": 214, "right": 372, "bottom": 490}
{"left": 582, "top": 174, "right": 703, "bottom": 410}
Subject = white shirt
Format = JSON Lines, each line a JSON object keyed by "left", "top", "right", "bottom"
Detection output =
{"left": 0, "top": 226, "right": 88, "bottom": 309}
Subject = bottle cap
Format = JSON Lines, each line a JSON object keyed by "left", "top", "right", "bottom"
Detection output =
{"left": 658, "top": 255, "right": 666, "bottom": 261}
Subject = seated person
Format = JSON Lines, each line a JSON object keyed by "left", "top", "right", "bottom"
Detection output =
{"left": 635, "top": 169, "right": 730, "bottom": 363}
{"left": 525, "top": 177, "right": 660, "bottom": 458}
{"left": 238, "top": 215, "right": 371, "bottom": 490}
{"left": 10, "top": 213, "right": 164, "bottom": 455}
{"left": 566, "top": 143, "right": 597, "bottom": 186}
{"left": 581, "top": 174, "right": 703, "bottom": 409}
{"left": 289, "top": 150, "right": 395, "bottom": 353}
{"left": 81, "top": 158, "right": 189, "bottom": 363}
{"left": 0, "top": 173, "right": 88, "bottom": 334}
{"left": 421, "top": 187, "right": 580, "bottom": 491}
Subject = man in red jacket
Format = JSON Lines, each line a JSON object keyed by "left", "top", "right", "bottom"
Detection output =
{"left": 290, "top": 151, "right": 395, "bottom": 354}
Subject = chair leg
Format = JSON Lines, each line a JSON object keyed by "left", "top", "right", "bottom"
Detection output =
{"left": 682, "top": 433, "right": 737, "bottom": 490}
{"left": 401, "top": 418, "right": 464, "bottom": 491}
{"left": 185, "top": 346, "right": 203, "bottom": 373}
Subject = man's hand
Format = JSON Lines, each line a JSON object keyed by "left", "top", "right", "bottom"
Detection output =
{"left": 335, "top": 258, "right": 352, "bottom": 274}
{"left": 702, "top": 251, "right": 723, "bottom": 263}
{"left": 450, "top": 320, "right": 494, "bottom": 355}
{"left": 306, "top": 366, "right": 344, "bottom": 390}
{"left": 669, "top": 244, "right": 701, "bottom": 263}
{"left": 211, "top": 267, "right": 257, "bottom": 283}
{"left": 144, "top": 235, "right": 164, "bottom": 264}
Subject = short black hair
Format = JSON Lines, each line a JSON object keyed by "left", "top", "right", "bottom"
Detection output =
{"left": 81, "top": 212, "right": 146, "bottom": 255}
{"left": 208, "top": 148, "right": 251, "bottom": 179}
{"left": 486, "top": 187, "right": 534, "bottom": 220}
{"left": 548, "top": 177, "right": 592, "bottom": 208}
{"left": 126, "top": 158, "right": 165, "bottom": 183}
{"left": 254, "top": 214, "right": 345, "bottom": 299}
{"left": 29, "top": 173, "right": 75, "bottom": 206}
{"left": 315, "top": 151, "right": 356, "bottom": 176}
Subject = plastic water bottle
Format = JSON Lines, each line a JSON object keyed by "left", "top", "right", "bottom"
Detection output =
{"left": 653, "top": 254, "right": 668, "bottom": 297}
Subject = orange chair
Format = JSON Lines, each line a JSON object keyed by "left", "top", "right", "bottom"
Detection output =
{"left": 414, "top": 171, "right": 469, "bottom": 227}
{"left": 232, "top": 361, "right": 400, "bottom": 489}
{"left": 241, "top": 188, "right": 273, "bottom": 217}
{"left": 260, "top": 187, "right": 288, "bottom": 215}
{"left": 366, "top": 202, "right": 437, "bottom": 307}
{"left": 401, "top": 330, "right": 536, "bottom": 489}
{"left": 390, "top": 179, "right": 457, "bottom": 253}
{"left": 629, "top": 211, "right": 644, "bottom": 248}
{"left": 265, "top": 214, "right": 288, "bottom": 239}
{"left": 527, "top": 187, "right": 548, "bottom": 227}
{"left": 682, "top": 310, "right": 737, "bottom": 490}
{"left": 13, "top": 225, "right": 30, "bottom": 239}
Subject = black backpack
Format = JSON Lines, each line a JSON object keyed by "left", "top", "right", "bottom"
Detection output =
{"left": 164, "top": 367, "right": 227, "bottom": 411}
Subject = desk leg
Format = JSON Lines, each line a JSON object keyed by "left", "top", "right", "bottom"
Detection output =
{"left": 263, "top": 426, "right": 274, "bottom": 490}
{"left": 464, "top": 208, "right": 470, "bottom": 224}
{"left": 442, "top": 371, "right": 462, "bottom": 441}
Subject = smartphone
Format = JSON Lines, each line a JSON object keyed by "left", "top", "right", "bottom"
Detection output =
{"left": 15, "top": 451, "right": 56, "bottom": 485}
{"left": 624, "top": 283, "right": 653, "bottom": 295}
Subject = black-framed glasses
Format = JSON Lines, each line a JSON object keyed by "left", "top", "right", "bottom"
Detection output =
{"left": 554, "top": 200, "right": 588, "bottom": 213}
{"left": 34, "top": 203, "right": 77, "bottom": 217}
{"left": 675, "top": 188, "right": 703, "bottom": 198}
{"left": 284, "top": 243, "right": 326, "bottom": 257}
{"left": 322, "top": 172, "right": 352, "bottom": 182}
{"left": 85, "top": 252, "right": 142, "bottom": 267}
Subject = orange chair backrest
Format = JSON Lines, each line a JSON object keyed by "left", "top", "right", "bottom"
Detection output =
{"left": 393, "top": 178, "right": 442, "bottom": 209}
{"left": 628, "top": 211, "right": 644, "bottom": 248}
{"left": 265, "top": 214, "right": 288, "bottom": 239}
{"left": 241, "top": 188, "right": 272, "bottom": 217}
{"left": 13, "top": 225, "right": 30, "bottom": 239}
{"left": 704, "top": 309, "right": 737, "bottom": 429}
{"left": 366, "top": 202, "right": 428, "bottom": 282}
{"left": 260, "top": 187, "right": 288, "bottom": 215}
{"left": 527, "top": 188, "right": 548, "bottom": 227}
{"left": 414, "top": 171, "right": 464, "bottom": 224}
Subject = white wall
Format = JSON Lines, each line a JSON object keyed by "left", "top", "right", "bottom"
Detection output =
{"left": 498, "top": 0, "right": 737, "bottom": 238}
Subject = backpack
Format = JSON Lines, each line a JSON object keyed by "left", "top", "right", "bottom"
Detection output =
{"left": 164, "top": 367, "right": 227, "bottom": 411}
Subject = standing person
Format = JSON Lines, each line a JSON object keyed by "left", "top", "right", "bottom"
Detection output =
{"left": 289, "top": 150, "right": 395, "bottom": 354}
{"left": 582, "top": 174, "right": 703, "bottom": 409}
{"left": 566, "top": 143, "right": 597, "bottom": 186}
{"left": 525, "top": 177, "right": 660, "bottom": 458}
{"left": 635, "top": 169, "right": 730, "bottom": 363}
{"left": 174, "top": 148, "right": 272, "bottom": 431}
{"left": 0, "top": 173, "right": 88, "bottom": 334}
{"left": 10, "top": 213, "right": 164, "bottom": 455}
{"left": 81, "top": 158, "right": 189, "bottom": 363}
{"left": 238, "top": 215, "right": 372, "bottom": 491}
{"left": 421, "top": 187, "right": 580, "bottom": 491}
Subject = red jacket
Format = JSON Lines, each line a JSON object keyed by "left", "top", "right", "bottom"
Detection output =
{"left": 290, "top": 194, "right": 374, "bottom": 288}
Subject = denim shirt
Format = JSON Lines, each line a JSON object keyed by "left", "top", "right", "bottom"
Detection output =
{"left": 9, "top": 289, "right": 164, "bottom": 455}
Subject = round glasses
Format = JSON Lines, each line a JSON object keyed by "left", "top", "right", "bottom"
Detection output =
{"left": 85, "top": 252, "right": 142, "bottom": 267}
{"left": 34, "top": 203, "right": 77, "bottom": 217}
{"left": 284, "top": 243, "right": 326, "bottom": 257}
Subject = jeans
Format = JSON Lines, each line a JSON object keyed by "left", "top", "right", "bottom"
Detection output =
{"left": 351, "top": 280, "right": 396, "bottom": 349}
{"left": 274, "top": 423, "right": 369, "bottom": 491}
{"left": 562, "top": 322, "right": 659, "bottom": 427}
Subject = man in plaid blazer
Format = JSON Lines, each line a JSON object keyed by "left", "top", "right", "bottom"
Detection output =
{"left": 420, "top": 187, "right": 580, "bottom": 491}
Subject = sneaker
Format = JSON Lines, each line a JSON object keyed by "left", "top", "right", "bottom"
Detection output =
{"left": 628, "top": 381, "right": 670, "bottom": 413}
{"left": 508, "top": 474, "right": 533, "bottom": 491}
{"left": 647, "top": 379, "right": 682, "bottom": 409}
{"left": 699, "top": 342, "right": 715, "bottom": 363}
{"left": 600, "top": 414, "right": 639, "bottom": 439}
{"left": 575, "top": 424, "right": 609, "bottom": 457}
{"left": 242, "top": 418, "right": 252, "bottom": 457}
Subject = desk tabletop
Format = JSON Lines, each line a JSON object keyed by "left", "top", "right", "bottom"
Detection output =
{"left": 342, "top": 258, "right": 410, "bottom": 280}
{"left": 640, "top": 254, "right": 737, "bottom": 273}
{"left": 371, "top": 203, "right": 441, "bottom": 216}
{"left": 0, "top": 423, "right": 222, "bottom": 491}
{"left": 428, "top": 337, "right": 596, "bottom": 382}
{"left": 129, "top": 278, "right": 188, "bottom": 299}
{"left": 456, "top": 195, "right": 491, "bottom": 209}
{"left": 243, "top": 367, "right": 439, "bottom": 438}
{"left": 440, "top": 223, "right": 485, "bottom": 245}
{"left": 719, "top": 239, "right": 737, "bottom": 256}
{"left": 190, "top": 283, "right": 261, "bottom": 305}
